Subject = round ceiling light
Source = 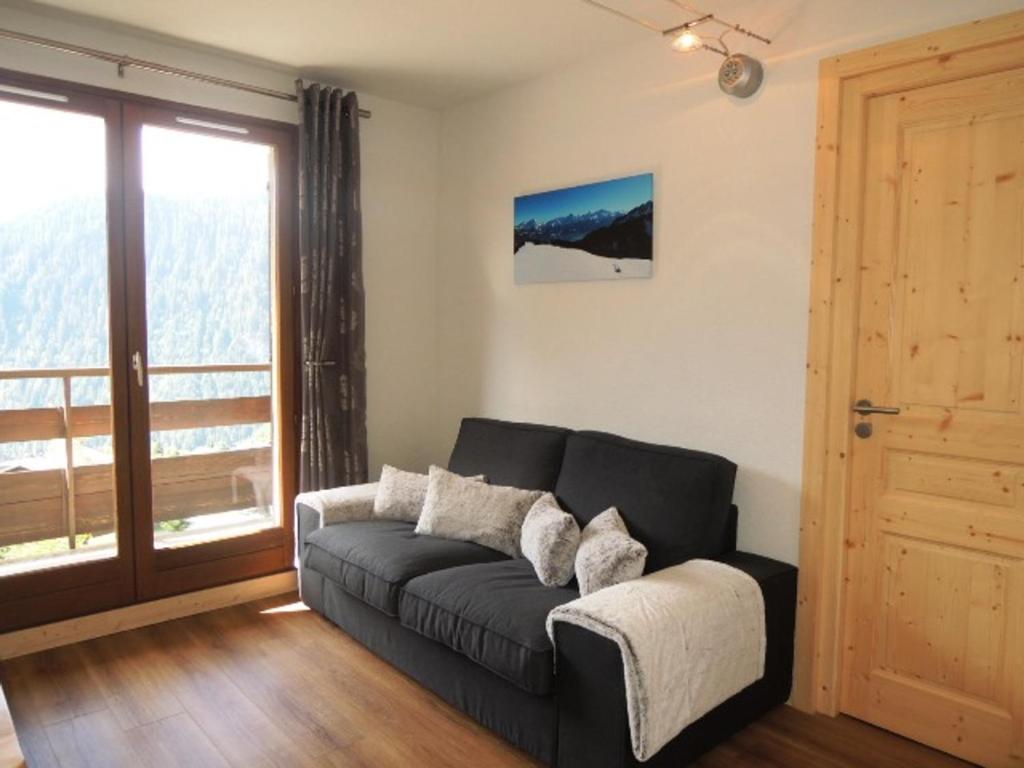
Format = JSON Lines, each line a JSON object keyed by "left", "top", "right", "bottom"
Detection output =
{"left": 718, "top": 53, "right": 763, "bottom": 98}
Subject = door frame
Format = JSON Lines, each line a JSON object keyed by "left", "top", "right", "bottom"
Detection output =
{"left": 120, "top": 100, "right": 298, "bottom": 601}
{"left": 0, "top": 67, "right": 300, "bottom": 630}
{"left": 793, "top": 9, "right": 1024, "bottom": 715}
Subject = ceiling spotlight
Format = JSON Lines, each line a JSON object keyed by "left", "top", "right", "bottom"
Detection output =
{"left": 718, "top": 54, "right": 763, "bottom": 98}
{"left": 669, "top": 30, "right": 703, "bottom": 53}
{"left": 580, "top": 0, "right": 771, "bottom": 98}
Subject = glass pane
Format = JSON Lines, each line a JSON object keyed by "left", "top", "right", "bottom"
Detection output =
{"left": 0, "top": 99, "right": 117, "bottom": 576}
{"left": 141, "top": 125, "right": 277, "bottom": 549}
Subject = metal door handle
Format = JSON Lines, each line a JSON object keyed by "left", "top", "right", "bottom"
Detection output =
{"left": 131, "top": 351, "right": 145, "bottom": 388}
{"left": 852, "top": 399, "right": 900, "bottom": 416}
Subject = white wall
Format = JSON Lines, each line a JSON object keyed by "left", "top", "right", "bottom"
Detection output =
{"left": 435, "top": 0, "right": 1024, "bottom": 564}
{"left": 0, "top": 1, "right": 442, "bottom": 476}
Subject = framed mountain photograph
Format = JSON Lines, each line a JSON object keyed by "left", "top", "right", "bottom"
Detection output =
{"left": 514, "top": 173, "right": 653, "bottom": 284}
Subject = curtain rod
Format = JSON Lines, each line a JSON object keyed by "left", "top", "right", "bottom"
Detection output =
{"left": 0, "top": 27, "right": 372, "bottom": 118}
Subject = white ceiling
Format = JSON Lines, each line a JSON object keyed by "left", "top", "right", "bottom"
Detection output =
{"left": 16, "top": 0, "right": 706, "bottom": 108}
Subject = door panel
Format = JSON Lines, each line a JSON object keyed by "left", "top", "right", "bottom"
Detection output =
{"left": 841, "top": 67, "right": 1024, "bottom": 767}
{"left": 122, "top": 103, "right": 295, "bottom": 600}
{"left": 0, "top": 79, "right": 135, "bottom": 631}
{"left": 896, "top": 115, "right": 1024, "bottom": 413}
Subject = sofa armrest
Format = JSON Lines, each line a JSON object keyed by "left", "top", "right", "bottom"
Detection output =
{"left": 295, "top": 482, "right": 379, "bottom": 547}
{"left": 553, "top": 552, "right": 797, "bottom": 768}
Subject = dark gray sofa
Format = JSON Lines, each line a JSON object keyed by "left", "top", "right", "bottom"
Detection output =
{"left": 297, "top": 418, "right": 797, "bottom": 767}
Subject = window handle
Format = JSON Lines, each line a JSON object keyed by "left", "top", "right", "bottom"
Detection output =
{"left": 131, "top": 351, "right": 145, "bottom": 388}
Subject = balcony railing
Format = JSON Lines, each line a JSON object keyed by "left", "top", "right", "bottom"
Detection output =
{"left": 0, "top": 364, "right": 272, "bottom": 554}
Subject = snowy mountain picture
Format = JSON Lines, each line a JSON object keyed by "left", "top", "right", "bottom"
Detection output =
{"left": 514, "top": 173, "right": 653, "bottom": 283}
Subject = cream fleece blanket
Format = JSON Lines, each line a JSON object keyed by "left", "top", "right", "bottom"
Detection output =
{"left": 547, "top": 559, "right": 765, "bottom": 762}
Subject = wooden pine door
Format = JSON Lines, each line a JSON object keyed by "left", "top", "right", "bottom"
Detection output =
{"left": 839, "top": 61, "right": 1024, "bottom": 766}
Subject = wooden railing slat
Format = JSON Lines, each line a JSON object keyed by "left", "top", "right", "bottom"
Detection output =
{"left": 151, "top": 396, "right": 272, "bottom": 432}
{"left": 0, "top": 497, "right": 65, "bottom": 547}
{"left": 0, "top": 408, "right": 64, "bottom": 442}
{"left": 0, "top": 396, "right": 271, "bottom": 443}
{"left": 70, "top": 405, "right": 114, "bottom": 439}
{"left": 0, "top": 363, "right": 269, "bottom": 381}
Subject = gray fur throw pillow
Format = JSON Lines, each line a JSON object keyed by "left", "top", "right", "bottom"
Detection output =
{"left": 575, "top": 508, "right": 647, "bottom": 596}
{"left": 520, "top": 493, "right": 580, "bottom": 587}
{"left": 373, "top": 465, "right": 430, "bottom": 522}
{"left": 416, "top": 466, "right": 542, "bottom": 556}
{"left": 373, "top": 465, "right": 484, "bottom": 523}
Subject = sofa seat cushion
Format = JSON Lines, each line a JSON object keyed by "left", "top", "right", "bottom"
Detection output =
{"left": 399, "top": 559, "right": 578, "bottom": 695}
{"left": 304, "top": 521, "right": 508, "bottom": 617}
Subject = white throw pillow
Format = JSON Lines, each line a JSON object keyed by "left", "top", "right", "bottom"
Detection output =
{"left": 372, "top": 465, "right": 430, "bottom": 522}
{"left": 520, "top": 493, "right": 580, "bottom": 587}
{"left": 575, "top": 508, "right": 647, "bottom": 596}
{"left": 373, "top": 464, "right": 483, "bottom": 523}
{"left": 415, "top": 465, "right": 542, "bottom": 556}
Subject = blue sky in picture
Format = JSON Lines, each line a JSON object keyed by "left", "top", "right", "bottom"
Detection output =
{"left": 514, "top": 173, "right": 652, "bottom": 226}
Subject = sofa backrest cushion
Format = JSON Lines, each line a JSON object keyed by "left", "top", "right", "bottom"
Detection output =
{"left": 448, "top": 418, "right": 572, "bottom": 492}
{"left": 554, "top": 431, "right": 737, "bottom": 571}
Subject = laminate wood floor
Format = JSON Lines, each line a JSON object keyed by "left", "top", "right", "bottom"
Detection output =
{"left": 0, "top": 593, "right": 975, "bottom": 767}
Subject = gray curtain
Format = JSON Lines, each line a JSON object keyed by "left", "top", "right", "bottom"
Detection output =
{"left": 297, "top": 82, "right": 368, "bottom": 491}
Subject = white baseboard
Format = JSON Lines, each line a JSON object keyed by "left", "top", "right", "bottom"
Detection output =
{"left": 0, "top": 570, "right": 297, "bottom": 660}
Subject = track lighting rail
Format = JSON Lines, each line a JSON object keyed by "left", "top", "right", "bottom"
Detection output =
{"left": 581, "top": 0, "right": 771, "bottom": 57}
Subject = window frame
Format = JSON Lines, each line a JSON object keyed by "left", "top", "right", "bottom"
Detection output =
{"left": 0, "top": 67, "right": 299, "bottom": 629}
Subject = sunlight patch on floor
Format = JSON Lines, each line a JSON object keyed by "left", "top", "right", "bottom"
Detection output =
{"left": 260, "top": 601, "right": 309, "bottom": 615}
